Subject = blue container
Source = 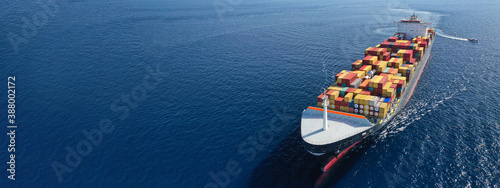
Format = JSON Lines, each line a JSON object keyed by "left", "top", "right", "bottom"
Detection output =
{"left": 349, "top": 101, "right": 354, "bottom": 108}
{"left": 342, "top": 84, "right": 346, "bottom": 87}
{"left": 384, "top": 98, "right": 391, "bottom": 103}
{"left": 369, "top": 87, "right": 374, "bottom": 92}
{"left": 340, "top": 87, "right": 348, "bottom": 96}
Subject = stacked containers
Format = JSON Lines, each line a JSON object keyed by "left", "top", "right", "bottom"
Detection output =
{"left": 387, "top": 37, "right": 398, "bottom": 42}
{"left": 420, "top": 41, "right": 428, "bottom": 48}
{"left": 350, "top": 78, "right": 363, "bottom": 88}
{"left": 326, "top": 90, "right": 340, "bottom": 109}
{"left": 359, "top": 65, "right": 372, "bottom": 74}
{"left": 388, "top": 58, "right": 403, "bottom": 68}
{"left": 359, "top": 79, "right": 370, "bottom": 90}
{"left": 334, "top": 97, "right": 343, "bottom": 111}
{"left": 341, "top": 72, "right": 358, "bottom": 87}
{"left": 335, "top": 70, "right": 348, "bottom": 81}
{"left": 365, "top": 48, "right": 390, "bottom": 61}
{"left": 396, "top": 49, "right": 414, "bottom": 62}
{"left": 363, "top": 55, "right": 378, "bottom": 65}
{"left": 378, "top": 103, "right": 389, "bottom": 118}
{"left": 344, "top": 93, "right": 354, "bottom": 112}
{"left": 368, "top": 96, "right": 380, "bottom": 116}
{"left": 352, "top": 71, "right": 366, "bottom": 79}
{"left": 351, "top": 60, "right": 363, "bottom": 70}
{"left": 373, "top": 61, "right": 388, "bottom": 73}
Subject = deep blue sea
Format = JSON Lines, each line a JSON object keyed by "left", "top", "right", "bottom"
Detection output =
{"left": 1, "top": 0, "right": 499, "bottom": 187}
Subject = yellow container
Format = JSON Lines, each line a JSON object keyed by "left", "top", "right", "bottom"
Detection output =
{"left": 353, "top": 71, "right": 365, "bottom": 78}
{"left": 354, "top": 94, "right": 362, "bottom": 104}
{"left": 344, "top": 93, "right": 353, "bottom": 102}
{"left": 369, "top": 76, "right": 377, "bottom": 88}
{"left": 393, "top": 76, "right": 406, "bottom": 81}
{"left": 376, "top": 61, "right": 388, "bottom": 72}
{"left": 355, "top": 89, "right": 363, "bottom": 96}
{"left": 330, "top": 86, "right": 343, "bottom": 92}
{"left": 379, "top": 110, "right": 387, "bottom": 118}
{"left": 380, "top": 103, "right": 388, "bottom": 111}
{"left": 330, "top": 91, "right": 339, "bottom": 100}
{"left": 387, "top": 88, "right": 395, "bottom": 97}
{"left": 363, "top": 95, "right": 371, "bottom": 106}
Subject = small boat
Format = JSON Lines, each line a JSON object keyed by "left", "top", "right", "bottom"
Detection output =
{"left": 468, "top": 38, "right": 478, "bottom": 42}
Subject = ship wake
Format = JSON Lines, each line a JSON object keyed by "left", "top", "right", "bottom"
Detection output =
{"left": 434, "top": 29, "right": 468, "bottom": 41}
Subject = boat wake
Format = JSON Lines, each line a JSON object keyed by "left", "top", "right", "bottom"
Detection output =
{"left": 434, "top": 29, "right": 468, "bottom": 41}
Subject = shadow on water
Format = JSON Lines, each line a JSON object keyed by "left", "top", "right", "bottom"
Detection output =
{"left": 247, "top": 123, "right": 373, "bottom": 188}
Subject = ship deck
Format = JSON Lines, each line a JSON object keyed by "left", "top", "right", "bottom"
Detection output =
{"left": 301, "top": 107, "right": 372, "bottom": 146}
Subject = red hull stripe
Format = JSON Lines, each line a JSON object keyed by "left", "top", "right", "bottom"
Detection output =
{"left": 323, "top": 140, "right": 363, "bottom": 172}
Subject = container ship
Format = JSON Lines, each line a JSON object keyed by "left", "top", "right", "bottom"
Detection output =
{"left": 300, "top": 14, "right": 435, "bottom": 171}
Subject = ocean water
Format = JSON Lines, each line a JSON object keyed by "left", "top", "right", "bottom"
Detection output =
{"left": 1, "top": 0, "right": 499, "bottom": 187}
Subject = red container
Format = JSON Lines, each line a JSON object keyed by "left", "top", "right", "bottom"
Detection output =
{"left": 335, "top": 97, "right": 343, "bottom": 106}
{"left": 380, "top": 42, "right": 391, "bottom": 48}
{"left": 318, "top": 93, "right": 324, "bottom": 102}
{"left": 347, "top": 88, "right": 356, "bottom": 93}
{"left": 326, "top": 90, "right": 335, "bottom": 98}
{"left": 342, "top": 72, "right": 357, "bottom": 85}
{"left": 349, "top": 107, "right": 354, "bottom": 113}
{"left": 390, "top": 84, "right": 397, "bottom": 89}
{"left": 420, "top": 42, "right": 428, "bottom": 48}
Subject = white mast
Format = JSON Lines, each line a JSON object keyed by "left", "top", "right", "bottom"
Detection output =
{"left": 322, "top": 93, "right": 329, "bottom": 131}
